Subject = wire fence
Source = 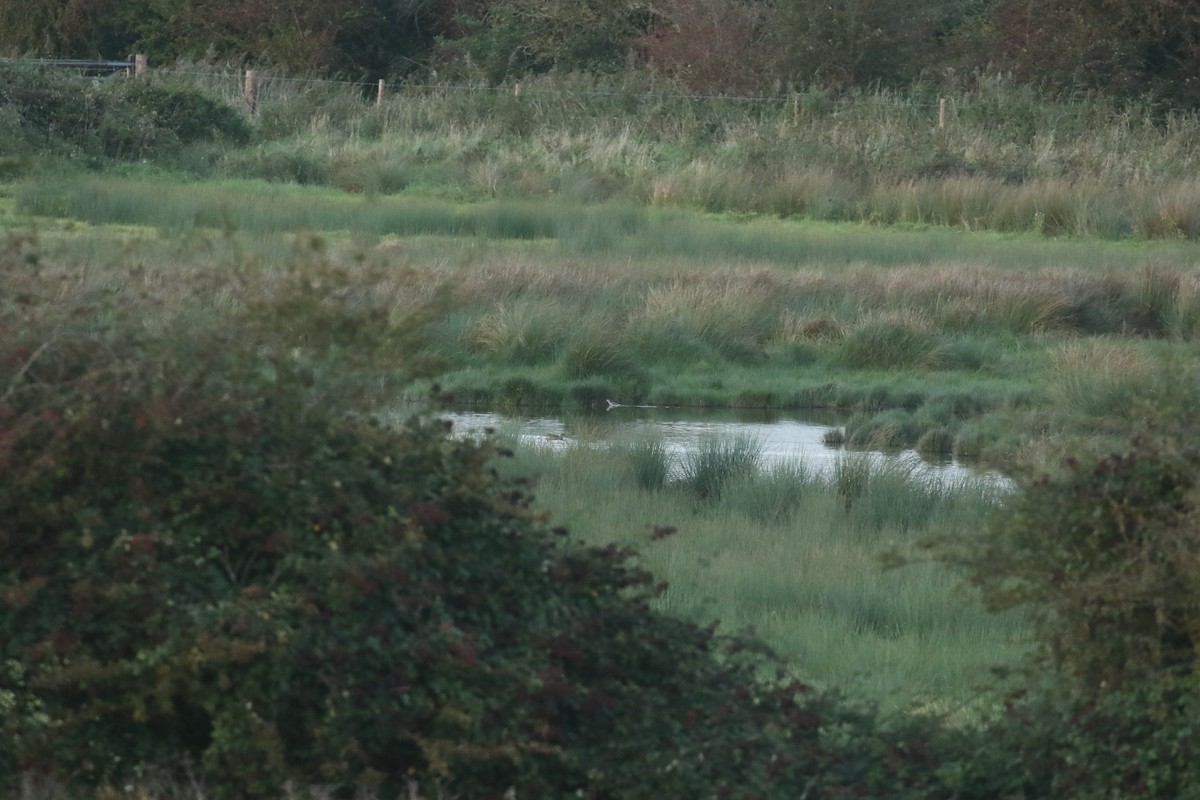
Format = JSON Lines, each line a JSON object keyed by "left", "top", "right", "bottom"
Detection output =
{"left": 4, "top": 55, "right": 952, "bottom": 107}
{"left": 5, "top": 55, "right": 1165, "bottom": 129}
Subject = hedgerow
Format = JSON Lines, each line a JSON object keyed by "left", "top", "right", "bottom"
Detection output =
{"left": 933, "top": 425, "right": 1200, "bottom": 799}
{"left": 0, "top": 63, "right": 249, "bottom": 160}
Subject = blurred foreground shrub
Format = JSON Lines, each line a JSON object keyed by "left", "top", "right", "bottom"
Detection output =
{"left": 0, "top": 241, "right": 940, "bottom": 798}
{"left": 935, "top": 428, "right": 1200, "bottom": 799}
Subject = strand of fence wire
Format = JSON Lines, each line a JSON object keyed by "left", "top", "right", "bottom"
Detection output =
{"left": 7, "top": 57, "right": 1159, "bottom": 122}
{"left": 149, "top": 65, "right": 953, "bottom": 107}
{"left": 0, "top": 56, "right": 983, "bottom": 109}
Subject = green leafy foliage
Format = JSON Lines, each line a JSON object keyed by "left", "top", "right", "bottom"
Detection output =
{"left": 123, "top": 82, "right": 251, "bottom": 144}
{"left": 437, "top": 0, "right": 659, "bottom": 82}
{"left": 0, "top": 63, "right": 250, "bottom": 159}
{"left": 965, "top": 434, "right": 1200, "bottom": 687}
{"left": 0, "top": 243, "right": 944, "bottom": 798}
{"left": 929, "top": 428, "right": 1200, "bottom": 798}
{"left": 3, "top": 0, "right": 1200, "bottom": 104}
{"left": 969, "top": 0, "right": 1200, "bottom": 106}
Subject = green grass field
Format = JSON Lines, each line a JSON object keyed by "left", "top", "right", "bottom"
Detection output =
{"left": 480, "top": 431, "right": 1027, "bottom": 714}
{"left": 9, "top": 173, "right": 1198, "bottom": 466}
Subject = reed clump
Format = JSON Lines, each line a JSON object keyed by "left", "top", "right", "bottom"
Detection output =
{"left": 1048, "top": 340, "right": 1157, "bottom": 420}
{"left": 618, "top": 435, "right": 674, "bottom": 492}
{"left": 679, "top": 434, "right": 764, "bottom": 502}
{"left": 834, "top": 312, "right": 939, "bottom": 370}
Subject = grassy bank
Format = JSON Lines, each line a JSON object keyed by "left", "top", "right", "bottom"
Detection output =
{"left": 8, "top": 65, "right": 1200, "bottom": 241}
{"left": 9, "top": 175, "right": 1200, "bottom": 466}
{"left": 481, "top": 429, "right": 1026, "bottom": 712}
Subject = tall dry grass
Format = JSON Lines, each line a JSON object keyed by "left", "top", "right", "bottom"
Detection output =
{"left": 93, "top": 66, "right": 1200, "bottom": 241}
{"left": 1048, "top": 340, "right": 1158, "bottom": 420}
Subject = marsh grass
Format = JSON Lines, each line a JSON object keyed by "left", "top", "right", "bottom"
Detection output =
{"left": 845, "top": 409, "right": 924, "bottom": 449}
{"left": 13, "top": 178, "right": 653, "bottom": 245}
{"left": 465, "top": 300, "right": 567, "bottom": 364}
{"left": 1132, "top": 180, "right": 1200, "bottom": 240}
{"left": 13, "top": 180, "right": 1200, "bottom": 458}
{"left": 501, "top": 432, "right": 1024, "bottom": 710}
{"left": 637, "top": 279, "right": 778, "bottom": 359}
{"left": 718, "top": 460, "right": 821, "bottom": 524}
{"left": 18, "top": 176, "right": 1200, "bottom": 274}
{"left": 835, "top": 312, "right": 940, "bottom": 370}
{"left": 123, "top": 69, "right": 1200, "bottom": 243}
{"left": 27, "top": 65, "right": 1200, "bottom": 245}
{"left": 617, "top": 434, "right": 673, "bottom": 491}
{"left": 1048, "top": 340, "right": 1157, "bottom": 420}
{"left": 678, "top": 434, "right": 764, "bottom": 502}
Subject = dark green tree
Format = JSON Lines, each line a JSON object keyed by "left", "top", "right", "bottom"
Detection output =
{"left": 965, "top": 0, "right": 1200, "bottom": 105}
{"left": 436, "top": 0, "right": 660, "bottom": 82}
{"left": 0, "top": 0, "right": 445, "bottom": 78}
{"left": 762, "top": 0, "right": 970, "bottom": 89}
{"left": 0, "top": 0, "right": 181, "bottom": 59}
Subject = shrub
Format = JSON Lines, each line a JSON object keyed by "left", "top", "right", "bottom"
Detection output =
{"left": 937, "top": 431, "right": 1200, "bottom": 798}
{"left": 124, "top": 82, "right": 252, "bottom": 145}
{"left": 0, "top": 248, "right": 944, "bottom": 799}
{"left": 964, "top": 435, "right": 1200, "bottom": 687}
{"left": 0, "top": 64, "right": 250, "bottom": 160}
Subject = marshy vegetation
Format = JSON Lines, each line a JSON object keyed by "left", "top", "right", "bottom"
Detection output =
{"left": 13, "top": 165, "right": 1199, "bottom": 464}
{"left": 488, "top": 429, "right": 1022, "bottom": 710}
{"left": 4, "top": 57, "right": 1200, "bottom": 798}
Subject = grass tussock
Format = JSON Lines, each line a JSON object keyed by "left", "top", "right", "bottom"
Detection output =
{"left": 834, "top": 312, "right": 939, "bottom": 370}
{"left": 618, "top": 434, "right": 673, "bottom": 492}
{"left": 678, "top": 434, "right": 764, "bottom": 502}
{"left": 1048, "top": 340, "right": 1157, "bottom": 420}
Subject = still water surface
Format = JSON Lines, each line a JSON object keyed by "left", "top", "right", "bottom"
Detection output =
{"left": 435, "top": 406, "right": 1000, "bottom": 486}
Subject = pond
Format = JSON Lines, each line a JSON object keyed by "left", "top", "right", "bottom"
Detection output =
{"left": 433, "top": 405, "right": 1005, "bottom": 487}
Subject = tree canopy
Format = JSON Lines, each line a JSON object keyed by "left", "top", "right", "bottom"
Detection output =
{"left": 1, "top": 0, "right": 1197, "bottom": 103}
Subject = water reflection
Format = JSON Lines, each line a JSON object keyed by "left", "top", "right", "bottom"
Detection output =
{"left": 435, "top": 406, "right": 1000, "bottom": 487}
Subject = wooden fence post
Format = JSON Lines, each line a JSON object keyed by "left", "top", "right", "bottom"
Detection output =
{"left": 244, "top": 69, "right": 258, "bottom": 115}
{"left": 377, "top": 79, "right": 385, "bottom": 106}
{"left": 938, "top": 97, "right": 946, "bottom": 130}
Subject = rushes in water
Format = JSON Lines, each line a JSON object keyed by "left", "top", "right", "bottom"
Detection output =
{"left": 620, "top": 435, "right": 673, "bottom": 492}
{"left": 679, "top": 434, "right": 763, "bottom": 502}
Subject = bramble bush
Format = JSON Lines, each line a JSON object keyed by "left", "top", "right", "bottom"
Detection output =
{"left": 0, "top": 63, "right": 250, "bottom": 160}
{"left": 0, "top": 241, "right": 948, "bottom": 798}
{"left": 933, "top": 424, "right": 1200, "bottom": 799}
{"left": 8, "top": 227, "right": 1199, "bottom": 798}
